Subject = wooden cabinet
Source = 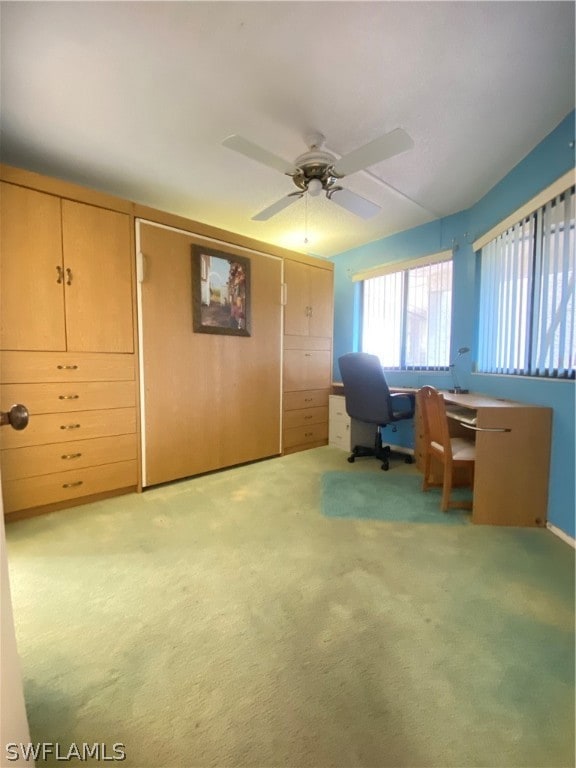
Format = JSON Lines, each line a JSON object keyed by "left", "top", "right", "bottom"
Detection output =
{"left": 0, "top": 352, "right": 138, "bottom": 516}
{"left": 284, "top": 259, "right": 333, "bottom": 338}
{"left": 0, "top": 170, "right": 138, "bottom": 519}
{"left": 283, "top": 389, "right": 329, "bottom": 454}
{"left": 0, "top": 183, "right": 65, "bottom": 350}
{"left": 0, "top": 183, "right": 134, "bottom": 353}
{"left": 282, "top": 259, "right": 333, "bottom": 454}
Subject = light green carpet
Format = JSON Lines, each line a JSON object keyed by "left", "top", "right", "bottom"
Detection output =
{"left": 6, "top": 447, "right": 575, "bottom": 768}
{"left": 322, "top": 470, "right": 471, "bottom": 523}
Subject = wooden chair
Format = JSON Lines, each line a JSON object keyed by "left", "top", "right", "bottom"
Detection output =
{"left": 416, "top": 385, "right": 476, "bottom": 512}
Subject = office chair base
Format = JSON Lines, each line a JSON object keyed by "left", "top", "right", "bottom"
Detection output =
{"left": 347, "top": 444, "right": 413, "bottom": 471}
{"left": 348, "top": 443, "right": 392, "bottom": 471}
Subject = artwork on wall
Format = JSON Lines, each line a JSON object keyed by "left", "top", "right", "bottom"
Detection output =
{"left": 192, "top": 246, "right": 251, "bottom": 336}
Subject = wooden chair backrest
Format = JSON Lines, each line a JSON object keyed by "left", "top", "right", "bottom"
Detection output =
{"left": 417, "top": 385, "right": 452, "bottom": 456}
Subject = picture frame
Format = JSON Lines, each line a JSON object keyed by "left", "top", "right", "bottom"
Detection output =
{"left": 192, "top": 246, "right": 251, "bottom": 336}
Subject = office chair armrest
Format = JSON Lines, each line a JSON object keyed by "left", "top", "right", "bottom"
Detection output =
{"left": 390, "top": 391, "right": 416, "bottom": 418}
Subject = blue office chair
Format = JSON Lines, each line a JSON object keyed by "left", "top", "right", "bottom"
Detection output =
{"left": 338, "top": 352, "right": 416, "bottom": 471}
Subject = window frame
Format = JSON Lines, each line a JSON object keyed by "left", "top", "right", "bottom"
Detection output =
{"left": 358, "top": 252, "right": 454, "bottom": 371}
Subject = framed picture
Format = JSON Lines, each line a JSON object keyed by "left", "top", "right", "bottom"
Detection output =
{"left": 192, "top": 246, "right": 251, "bottom": 336}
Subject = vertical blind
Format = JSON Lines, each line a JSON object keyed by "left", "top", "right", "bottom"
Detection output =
{"left": 478, "top": 185, "right": 575, "bottom": 378}
{"left": 362, "top": 259, "right": 453, "bottom": 369}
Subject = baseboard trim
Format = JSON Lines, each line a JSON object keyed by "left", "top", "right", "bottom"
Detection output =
{"left": 546, "top": 522, "right": 575, "bottom": 548}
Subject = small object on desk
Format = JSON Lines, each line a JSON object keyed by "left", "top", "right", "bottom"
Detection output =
{"left": 449, "top": 347, "right": 471, "bottom": 395}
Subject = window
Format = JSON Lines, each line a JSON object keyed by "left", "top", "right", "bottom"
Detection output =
{"left": 361, "top": 258, "right": 453, "bottom": 369}
{"left": 478, "top": 185, "right": 575, "bottom": 378}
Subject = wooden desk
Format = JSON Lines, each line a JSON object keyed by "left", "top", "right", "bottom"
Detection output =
{"left": 333, "top": 383, "right": 553, "bottom": 527}
{"left": 422, "top": 392, "right": 552, "bottom": 527}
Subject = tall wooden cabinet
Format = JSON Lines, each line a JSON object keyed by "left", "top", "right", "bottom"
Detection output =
{"left": 1, "top": 183, "right": 134, "bottom": 353}
{"left": 282, "top": 258, "right": 333, "bottom": 454}
{"left": 0, "top": 172, "right": 138, "bottom": 519}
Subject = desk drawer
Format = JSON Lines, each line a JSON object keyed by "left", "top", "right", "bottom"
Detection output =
{"left": 329, "top": 419, "right": 351, "bottom": 450}
{"left": 2, "top": 459, "right": 138, "bottom": 513}
{"left": 0, "top": 408, "right": 137, "bottom": 449}
{"left": 1, "top": 434, "right": 137, "bottom": 480}
{"left": 1, "top": 351, "right": 135, "bottom": 383}
{"left": 329, "top": 395, "right": 349, "bottom": 422}
{"left": 1, "top": 381, "right": 136, "bottom": 415}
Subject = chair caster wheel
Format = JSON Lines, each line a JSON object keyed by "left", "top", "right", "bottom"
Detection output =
{"left": 404, "top": 455, "right": 414, "bottom": 464}
{"left": 347, "top": 456, "right": 355, "bottom": 463}
{"left": 381, "top": 461, "right": 390, "bottom": 471}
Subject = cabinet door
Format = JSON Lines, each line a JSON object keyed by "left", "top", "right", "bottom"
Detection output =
{"left": 308, "top": 266, "right": 333, "bottom": 338}
{"left": 284, "top": 260, "right": 310, "bottom": 336}
{"left": 0, "top": 183, "right": 66, "bottom": 351}
{"left": 283, "top": 349, "right": 331, "bottom": 391}
{"left": 62, "top": 201, "right": 133, "bottom": 353}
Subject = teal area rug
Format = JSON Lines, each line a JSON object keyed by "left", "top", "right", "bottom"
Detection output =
{"left": 322, "top": 470, "right": 471, "bottom": 524}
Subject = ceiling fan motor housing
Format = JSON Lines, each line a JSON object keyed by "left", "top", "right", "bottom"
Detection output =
{"left": 291, "top": 148, "right": 340, "bottom": 192}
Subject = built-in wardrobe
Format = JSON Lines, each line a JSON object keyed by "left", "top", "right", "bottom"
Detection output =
{"left": 0, "top": 165, "right": 334, "bottom": 518}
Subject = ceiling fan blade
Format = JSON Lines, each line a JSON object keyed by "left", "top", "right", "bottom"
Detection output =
{"left": 328, "top": 188, "right": 381, "bottom": 219}
{"left": 251, "top": 192, "right": 303, "bottom": 221}
{"left": 223, "top": 135, "right": 296, "bottom": 175}
{"left": 333, "top": 128, "right": 414, "bottom": 177}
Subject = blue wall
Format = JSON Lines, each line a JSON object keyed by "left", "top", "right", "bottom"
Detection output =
{"left": 330, "top": 111, "right": 575, "bottom": 538}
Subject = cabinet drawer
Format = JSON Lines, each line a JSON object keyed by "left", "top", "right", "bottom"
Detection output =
{"left": 283, "top": 389, "right": 329, "bottom": 411}
{"left": 0, "top": 351, "right": 135, "bottom": 383}
{"left": 0, "top": 407, "right": 136, "bottom": 449}
{"left": 329, "top": 419, "right": 351, "bottom": 450}
{"left": 329, "top": 395, "right": 350, "bottom": 422}
{"left": 283, "top": 422, "right": 329, "bottom": 450}
{"left": 283, "top": 349, "right": 331, "bottom": 392}
{"left": 1, "top": 381, "right": 136, "bottom": 415}
{"left": 2, "top": 459, "right": 138, "bottom": 513}
{"left": 1, "top": 434, "right": 138, "bottom": 480}
{"left": 283, "top": 406, "right": 328, "bottom": 430}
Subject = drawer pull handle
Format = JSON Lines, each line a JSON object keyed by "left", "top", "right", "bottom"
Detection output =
{"left": 58, "top": 394, "right": 79, "bottom": 400}
{"left": 62, "top": 481, "right": 83, "bottom": 489}
{"left": 304, "top": 398, "right": 313, "bottom": 402}
{"left": 304, "top": 415, "right": 313, "bottom": 420}
{"left": 305, "top": 432, "right": 313, "bottom": 437}
{"left": 56, "top": 265, "right": 64, "bottom": 284}
{"left": 57, "top": 365, "right": 78, "bottom": 370}
{"left": 60, "top": 424, "right": 81, "bottom": 430}
{"left": 65, "top": 267, "right": 73, "bottom": 286}
{"left": 304, "top": 353, "right": 312, "bottom": 357}
{"left": 61, "top": 453, "right": 82, "bottom": 460}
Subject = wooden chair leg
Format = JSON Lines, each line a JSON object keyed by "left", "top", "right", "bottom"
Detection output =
{"left": 422, "top": 453, "right": 431, "bottom": 491}
{"left": 441, "top": 460, "right": 452, "bottom": 512}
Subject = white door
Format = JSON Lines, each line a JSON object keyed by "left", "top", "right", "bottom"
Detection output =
{"left": 0, "top": 404, "right": 34, "bottom": 764}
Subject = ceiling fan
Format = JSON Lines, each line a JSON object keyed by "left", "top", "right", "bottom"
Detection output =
{"left": 222, "top": 128, "right": 413, "bottom": 221}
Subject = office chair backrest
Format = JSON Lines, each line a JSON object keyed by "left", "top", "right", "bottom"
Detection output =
{"left": 338, "top": 353, "right": 393, "bottom": 424}
{"left": 417, "top": 385, "right": 451, "bottom": 454}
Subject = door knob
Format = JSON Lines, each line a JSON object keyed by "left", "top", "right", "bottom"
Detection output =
{"left": 0, "top": 404, "right": 29, "bottom": 430}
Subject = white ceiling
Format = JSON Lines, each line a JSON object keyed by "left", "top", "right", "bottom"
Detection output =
{"left": 1, "top": 1, "right": 574, "bottom": 258}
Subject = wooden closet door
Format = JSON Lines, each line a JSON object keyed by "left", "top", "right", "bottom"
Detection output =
{"left": 0, "top": 183, "right": 66, "bottom": 351}
{"left": 62, "top": 200, "right": 133, "bottom": 353}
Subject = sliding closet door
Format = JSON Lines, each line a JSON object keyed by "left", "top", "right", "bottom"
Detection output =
{"left": 139, "top": 222, "right": 282, "bottom": 486}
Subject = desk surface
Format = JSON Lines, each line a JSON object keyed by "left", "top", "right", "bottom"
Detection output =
{"left": 331, "top": 383, "right": 548, "bottom": 411}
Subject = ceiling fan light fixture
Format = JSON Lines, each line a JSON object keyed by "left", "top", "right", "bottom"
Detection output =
{"left": 307, "top": 178, "right": 323, "bottom": 197}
